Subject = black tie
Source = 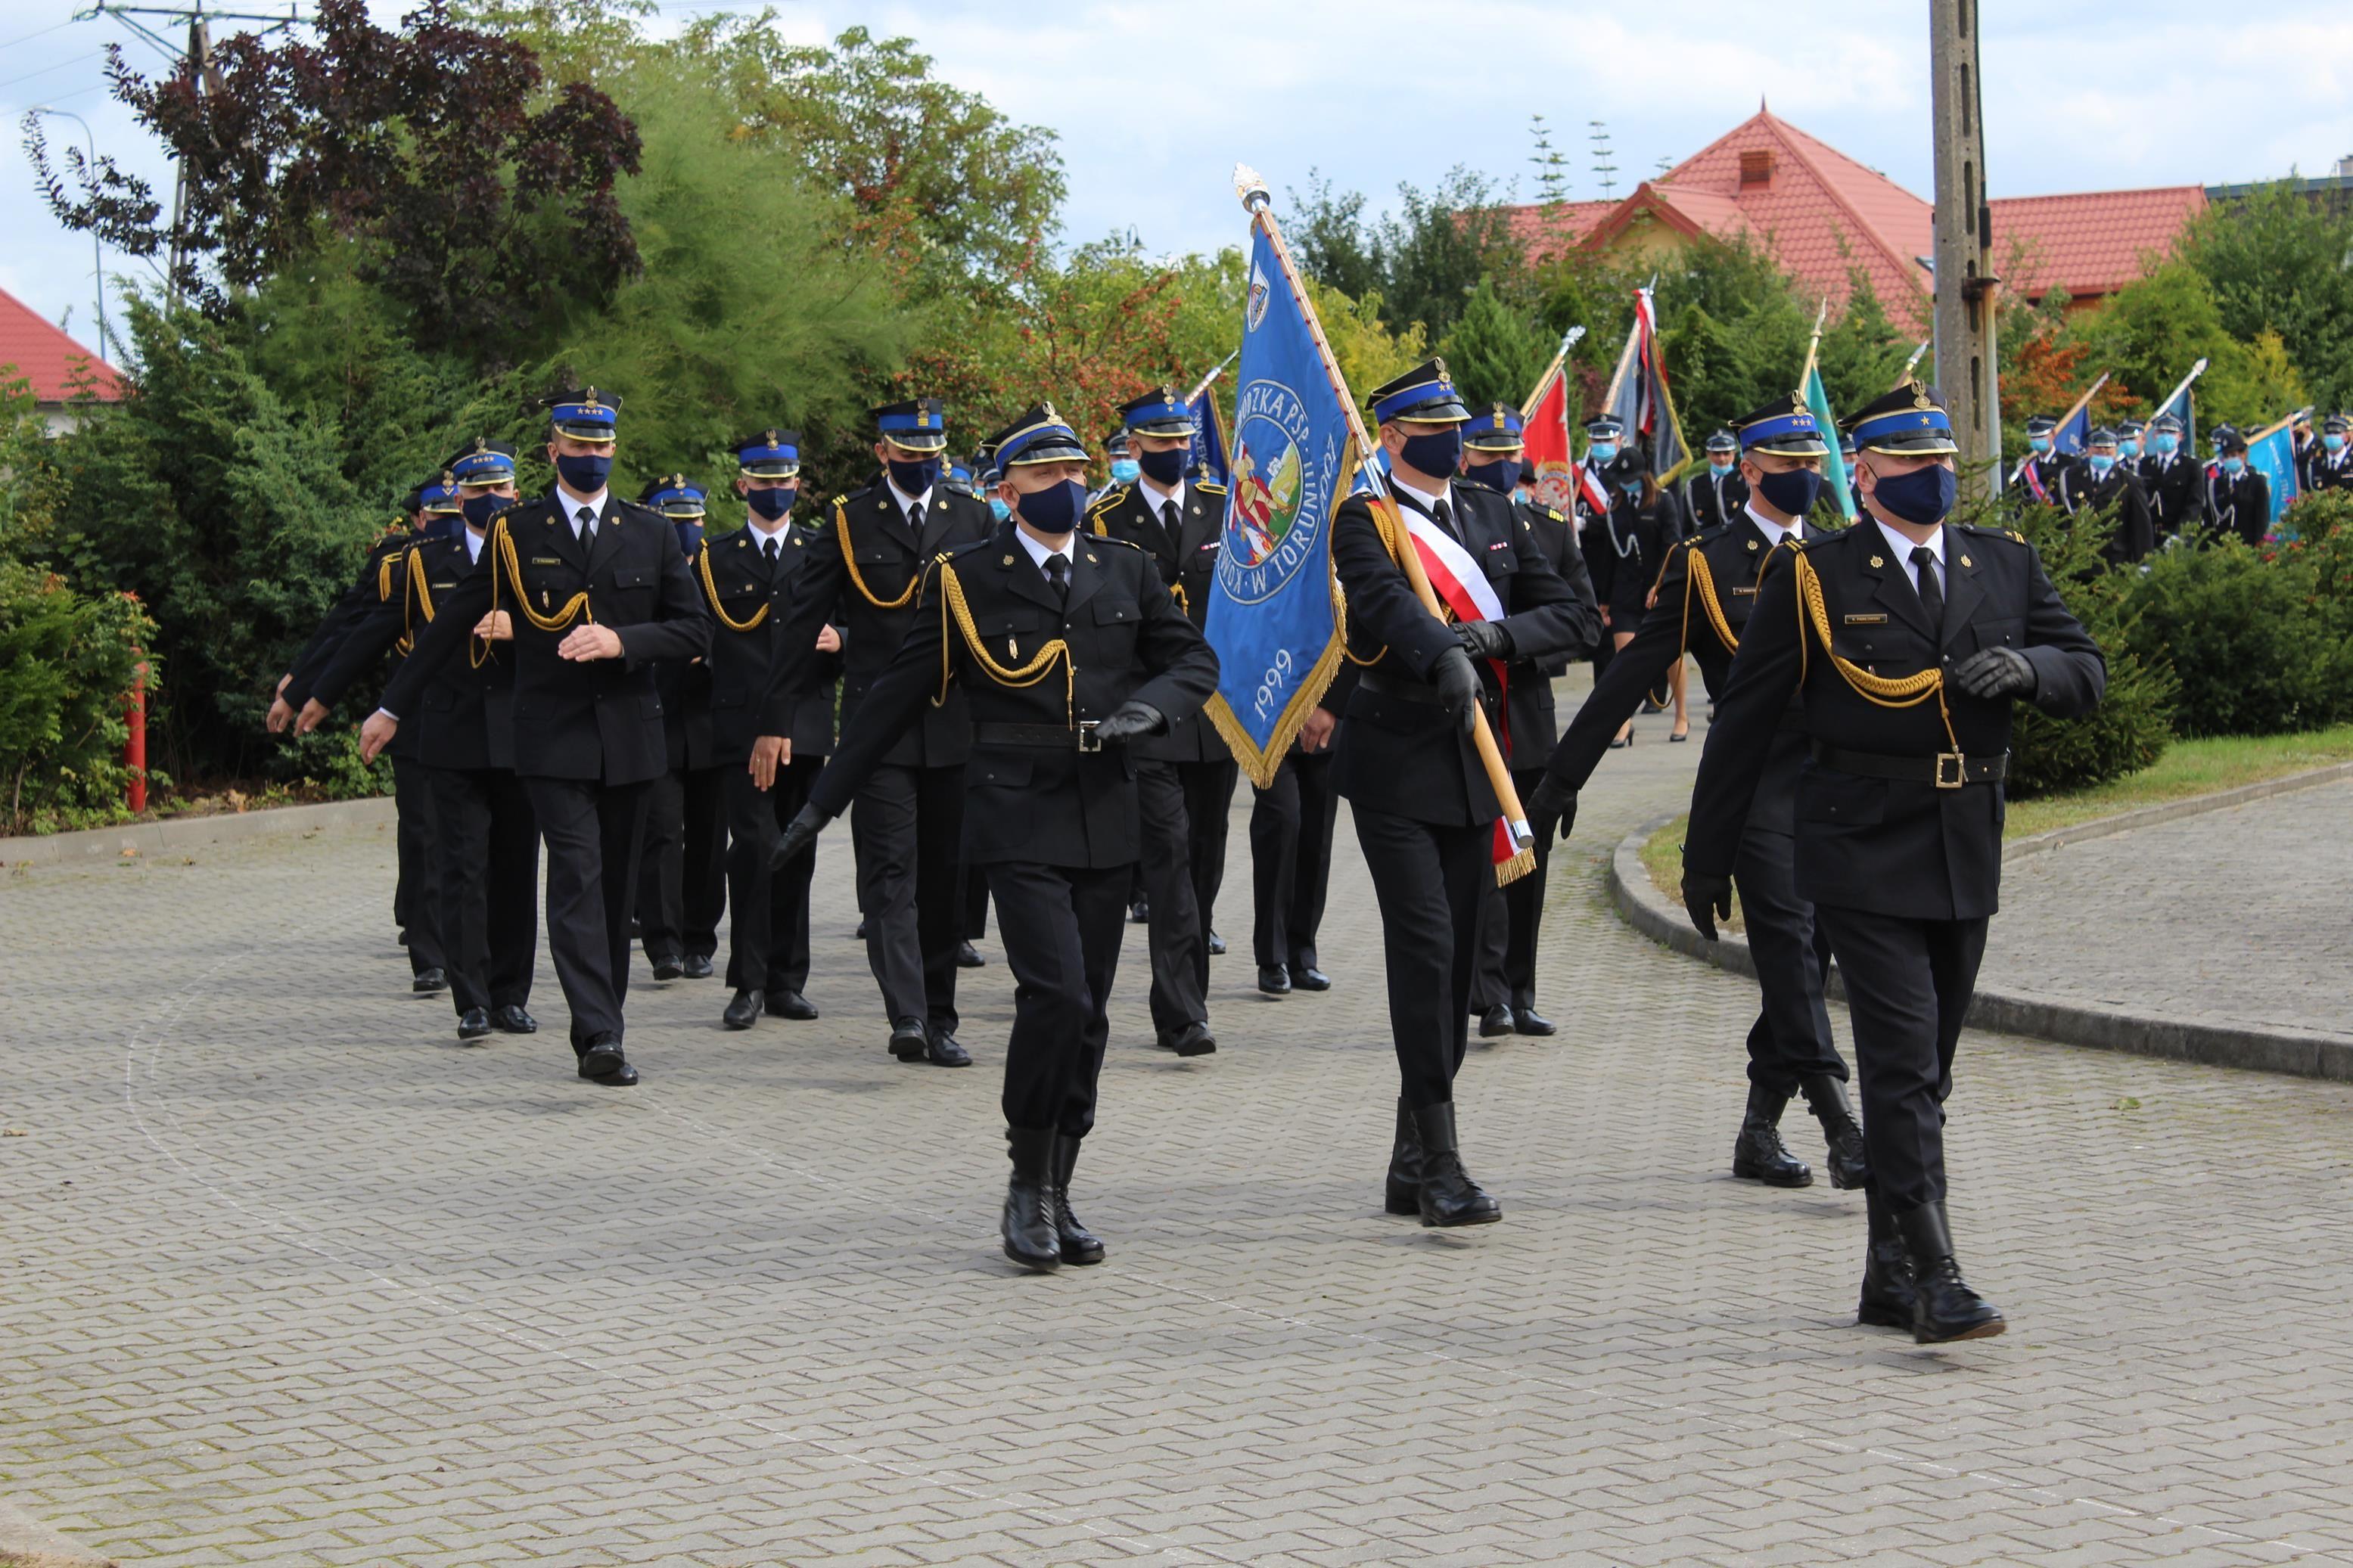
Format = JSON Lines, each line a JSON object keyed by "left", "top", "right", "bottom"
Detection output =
{"left": 577, "top": 506, "right": 596, "bottom": 549}
{"left": 907, "top": 502, "right": 924, "bottom": 540}
{"left": 764, "top": 535, "right": 779, "bottom": 566}
{"left": 1044, "top": 553, "right": 1070, "bottom": 602}
{"left": 1910, "top": 545, "right": 1943, "bottom": 629}
{"left": 1432, "top": 498, "right": 1455, "bottom": 540}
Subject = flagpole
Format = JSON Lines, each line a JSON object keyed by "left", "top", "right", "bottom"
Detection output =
{"left": 1184, "top": 348, "right": 1240, "bottom": 404}
{"left": 1516, "top": 325, "right": 1585, "bottom": 421}
{"left": 1232, "top": 164, "right": 1535, "bottom": 869}
{"left": 2053, "top": 371, "right": 2112, "bottom": 444}
{"left": 1898, "top": 338, "right": 1931, "bottom": 387}
{"left": 1602, "top": 313, "right": 1640, "bottom": 409}
{"left": 2150, "top": 358, "right": 2208, "bottom": 424}
{"left": 1802, "top": 298, "right": 1827, "bottom": 382}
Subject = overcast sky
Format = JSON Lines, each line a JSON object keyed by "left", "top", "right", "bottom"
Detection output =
{"left": 4, "top": 0, "right": 2349, "bottom": 362}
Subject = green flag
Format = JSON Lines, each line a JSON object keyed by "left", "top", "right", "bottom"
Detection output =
{"left": 1802, "top": 339, "right": 1854, "bottom": 522}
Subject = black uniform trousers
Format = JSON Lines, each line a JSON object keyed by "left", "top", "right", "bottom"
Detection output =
{"left": 1473, "top": 765, "right": 1554, "bottom": 1013}
{"left": 1733, "top": 824, "right": 1849, "bottom": 1092}
{"left": 1813, "top": 905, "right": 1989, "bottom": 1212}
{"left": 1249, "top": 750, "right": 1338, "bottom": 971}
{"left": 959, "top": 862, "right": 990, "bottom": 940}
{"left": 848, "top": 762, "right": 963, "bottom": 1033}
{"left": 425, "top": 765, "right": 539, "bottom": 1018}
{"left": 524, "top": 776, "right": 651, "bottom": 1051}
{"left": 989, "top": 857, "right": 1129, "bottom": 1141}
{"left": 639, "top": 764, "right": 726, "bottom": 963}
{"left": 1135, "top": 756, "right": 1237, "bottom": 1037}
{"left": 723, "top": 755, "right": 822, "bottom": 995}
{"left": 1354, "top": 806, "right": 1489, "bottom": 1110}
{"left": 390, "top": 754, "right": 446, "bottom": 977}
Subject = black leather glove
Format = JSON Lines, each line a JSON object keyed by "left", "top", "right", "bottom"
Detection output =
{"left": 1429, "top": 645, "right": 1482, "bottom": 734}
{"left": 1525, "top": 774, "right": 1579, "bottom": 844}
{"left": 1950, "top": 644, "right": 2037, "bottom": 700}
{"left": 1091, "top": 700, "right": 1165, "bottom": 746}
{"left": 1452, "top": 619, "right": 1513, "bottom": 661}
{"left": 1682, "top": 870, "right": 1734, "bottom": 942}
{"left": 769, "top": 802, "right": 834, "bottom": 871}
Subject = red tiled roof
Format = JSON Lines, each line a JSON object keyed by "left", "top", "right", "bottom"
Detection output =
{"left": 0, "top": 281, "right": 123, "bottom": 404}
{"left": 1989, "top": 186, "right": 2207, "bottom": 303}
{"left": 1498, "top": 110, "right": 2196, "bottom": 321}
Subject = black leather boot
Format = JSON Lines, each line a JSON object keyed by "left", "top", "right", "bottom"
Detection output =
{"left": 1411, "top": 1101, "right": 1500, "bottom": 1228}
{"left": 1857, "top": 1186, "right": 1916, "bottom": 1329}
{"left": 1731, "top": 1086, "right": 1813, "bottom": 1187}
{"left": 1383, "top": 1098, "right": 1423, "bottom": 1216}
{"left": 1801, "top": 1074, "right": 1870, "bottom": 1190}
{"left": 1049, "top": 1135, "right": 1104, "bottom": 1265}
{"left": 1000, "top": 1126, "right": 1061, "bottom": 1272}
{"left": 1892, "top": 1199, "right": 2005, "bottom": 1343}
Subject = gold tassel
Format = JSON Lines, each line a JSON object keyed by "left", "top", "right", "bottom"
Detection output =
{"left": 1494, "top": 846, "right": 1538, "bottom": 887}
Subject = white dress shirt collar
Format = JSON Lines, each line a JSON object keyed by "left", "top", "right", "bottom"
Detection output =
{"left": 1014, "top": 524, "right": 1076, "bottom": 570}
{"left": 555, "top": 485, "right": 608, "bottom": 532}
{"left": 1873, "top": 516, "right": 1946, "bottom": 591}
{"left": 1138, "top": 473, "right": 1186, "bottom": 515}
{"left": 1388, "top": 470, "right": 1451, "bottom": 516}
{"left": 748, "top": 514, "right": 792, "bottom": 548}
{"left": 1744, "top": 499, "right": 1803, "bottom": 547}
{"left": 886, "top": 476, "right": 934, "bottom": 517}
{"left": 462, "top": 526, "right": 486, "bottom": 563}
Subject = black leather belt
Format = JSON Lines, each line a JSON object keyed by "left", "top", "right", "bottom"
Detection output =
{"left": 974, "top": 720, "right": 1104, "bottom": 753}
{"left": 1813, "top": 741, "right": 2007, "bottom": 788}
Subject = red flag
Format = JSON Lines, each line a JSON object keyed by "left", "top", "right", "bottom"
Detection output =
{"left": 1523, "top": 360, "right": 1577, "bottom": 520}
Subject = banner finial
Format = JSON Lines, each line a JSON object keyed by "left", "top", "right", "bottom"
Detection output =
{"left": 1233, "top": 163, "right": 1272, "bottom": 214}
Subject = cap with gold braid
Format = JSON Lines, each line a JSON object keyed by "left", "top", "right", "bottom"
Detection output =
{"left": 1732, "top": 391, "right": 1828, "bottom": 457}
{"left": 873, "top": 397, "right": 950, "bottom": 453}
{"left": 1846, "top": 380, "right": 1959, "bottom": 457}
{"left": 1368, "top": 357, "right": 1472, "bottom": 426}
{"left": 732, "top": 429, "right": 800, "bottom": 480}
{"left": 1117, "top": 384, "right": 1198, "bottom": 439}
{"left": 447, "top": 438, "right": 518, "bottom": 488}
{"left": 542, "top": 387, "right": 620, "bottom": 443}
{"left": 986, "top": 403, "right": 1089, "bottom": 468}
{"left": 1463, "top": 402, "right": 1526, "bottom": 452}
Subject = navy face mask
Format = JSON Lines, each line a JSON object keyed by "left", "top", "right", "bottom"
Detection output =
{"left": 554, "top": 452, "right": 612, "bottom": 494}
{"left": 746, "top": 486, "right": 796, "bottom": 521}
{"left": 1136, "top": 446, "right": 1188, "bottom": 486}
{"left": 1868, "top": 462, "right": 1958, "bottom": 526}
{"left": 422, "top": 511, "right": 468, "bottom": 542}
{"left": 887, "top": 456, "right": 941, "bottom": 496}
{"left": 673, "top": 520, "right": 705, "bottom": 554}
{"left": 460, "top": 493, "right": 508, "bottom": 532}
{"left": 1397, "top": 426, "right": 1463, "bottom": 480}
{"left": 1753, "top": 466, "right": 1822, "bottom": 518}
{"left": 1014, "top": 477, "right": 1089, "bottom": 533}
{"left": 1462, "top": 457, "right": 1518, "bottom": 494}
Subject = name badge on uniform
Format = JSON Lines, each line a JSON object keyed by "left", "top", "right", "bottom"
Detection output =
{"left": 1731, "top": 587, "right": 1758, "bottom": 596}
{"left": 532, "top": 556, "right": 562, "bottom": 565}
{"left": 1843, "top": 613, "right": 1890, "bottom": 625}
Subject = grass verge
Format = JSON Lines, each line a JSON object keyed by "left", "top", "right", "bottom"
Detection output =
{"left": 1640, "top": 724, "right": 2353, "bottom": 912}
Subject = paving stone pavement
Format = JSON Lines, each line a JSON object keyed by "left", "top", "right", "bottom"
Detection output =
{"left": 8, "top": 686, "right": 2353, "bottom": 1566}
{"left": 1987, "top": 778, "right": 2353, "bottom": 1043}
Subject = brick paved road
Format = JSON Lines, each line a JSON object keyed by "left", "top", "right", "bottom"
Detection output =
{"left": 1988, "top": 778, "right": 2353, "bottom": 1042}
{"left": 8, "top": 694, "right": 2353, "bottom": 1566}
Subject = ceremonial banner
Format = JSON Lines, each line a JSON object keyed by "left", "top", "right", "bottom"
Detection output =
{"left": 2151, "top": 359, "right": 2205, "bottom": 457}
{"left": 2052, "top": 372, "right": 2110, "bottom": 457}
{"left": 1801, "top": 304, "right": 1855, "bottom": 520}
{"left": 1518, "top": 327, "right": 1584, "bottom": 518}
{"left": 1605, "top": 285, "right": 1692, "bottom": 482}
{"left": 1187, "top": 382, "right": 1231, "bottom": 488}
{"left": 1201, "top": 197, "right": 1355, "bottom": 788}
{"left": 2246, "top": 414, "right": 2301, "bottom": 529}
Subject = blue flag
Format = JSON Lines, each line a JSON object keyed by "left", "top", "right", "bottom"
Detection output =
{"left": 2053, "top": 402, "right": 2092, "bottom": 457}
{"left": 2245, "top": 420, "right": 2299, "bottom": 531}
{"left": 1188, "top": 384, "right": 1230, "bottom": 487}
{"left": 1202, "top": 222, "right": 1357, "bottom": 786}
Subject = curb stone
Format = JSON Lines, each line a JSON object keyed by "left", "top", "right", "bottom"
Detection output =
{"left": 1608, "top": 762, "right": 2353, "bottom": 1082}
{"left": 0, "top": 793, "right": 397, "bottom": 868}
{"left": 0, "top": 1498, "right": 121, "bottom": 1566}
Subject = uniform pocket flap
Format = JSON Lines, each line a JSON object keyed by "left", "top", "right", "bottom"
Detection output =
{"left": 1091, "top": 599, "right": 1135, "bottom": 624}
{"left": 973, "top": 754, "right": 1034, "bottom": 788}
{"left": 977, "top": 610, "right": 1046, "bottom": 635}
{"left": 612, "top": 567, "right": 654, "bottom": 588}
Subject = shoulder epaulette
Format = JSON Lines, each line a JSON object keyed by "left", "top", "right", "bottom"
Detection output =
{"left": 1195, "top": 479, "right": 1228, "bottom": 495}
{"left": 1086, "top": 484, "right": 1131, "bottom": 514}
{"left": 831, "top": 493, "right": 849, "bottom": 508}
{"left": 1091, "top": 532, "right": 1145, "bottom": 551}
{"left": 1544, "top": 505, "right": 1566, "bottom": 523}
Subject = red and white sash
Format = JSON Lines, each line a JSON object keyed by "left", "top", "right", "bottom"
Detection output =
{"left": 1396, "top": 500, "right": 1525, "bottom": 867}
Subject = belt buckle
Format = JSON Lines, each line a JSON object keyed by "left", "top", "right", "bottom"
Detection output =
{"left": 1934, "top": 751, "right": 1966, "bottom": 789}
{"left": 1077, "top": 720, "right": 1102, "bottom": 754}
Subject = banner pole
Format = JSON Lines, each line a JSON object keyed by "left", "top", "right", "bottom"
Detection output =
{"left": 1233, "top": 166, "right": 1534, "bottom": 866}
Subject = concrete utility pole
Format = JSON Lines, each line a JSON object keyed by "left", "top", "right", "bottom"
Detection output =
{"left": 1930, "top": 0, "right": 2002, "bottom": 495}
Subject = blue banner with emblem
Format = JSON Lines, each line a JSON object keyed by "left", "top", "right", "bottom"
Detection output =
{"left": 1188, "top": 383, "right": 1231, "bottom": 488}
{"left": 1201, "top": 218, "right": 1357, "bottom": 788}
{"left": 2246, "top": 416, "right": 2300, "bottom": 531}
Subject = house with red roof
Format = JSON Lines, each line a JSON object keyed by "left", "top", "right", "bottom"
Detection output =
{"left": 1504, "top": 107, "right": 2205, "bottom": 324}
{"left": 0, "top": 281, "right": 125, "bottom": 434}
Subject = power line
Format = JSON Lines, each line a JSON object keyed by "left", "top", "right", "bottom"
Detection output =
{"left": 0, "top": 17, "right": 82, "bottom": 51}
{"left": 0, "top": 49, "right": 108, "bottom": 92}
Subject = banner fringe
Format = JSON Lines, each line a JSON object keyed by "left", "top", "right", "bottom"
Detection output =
{"left": 1495, "top": 846, "right": 1537, "bottom": 887}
